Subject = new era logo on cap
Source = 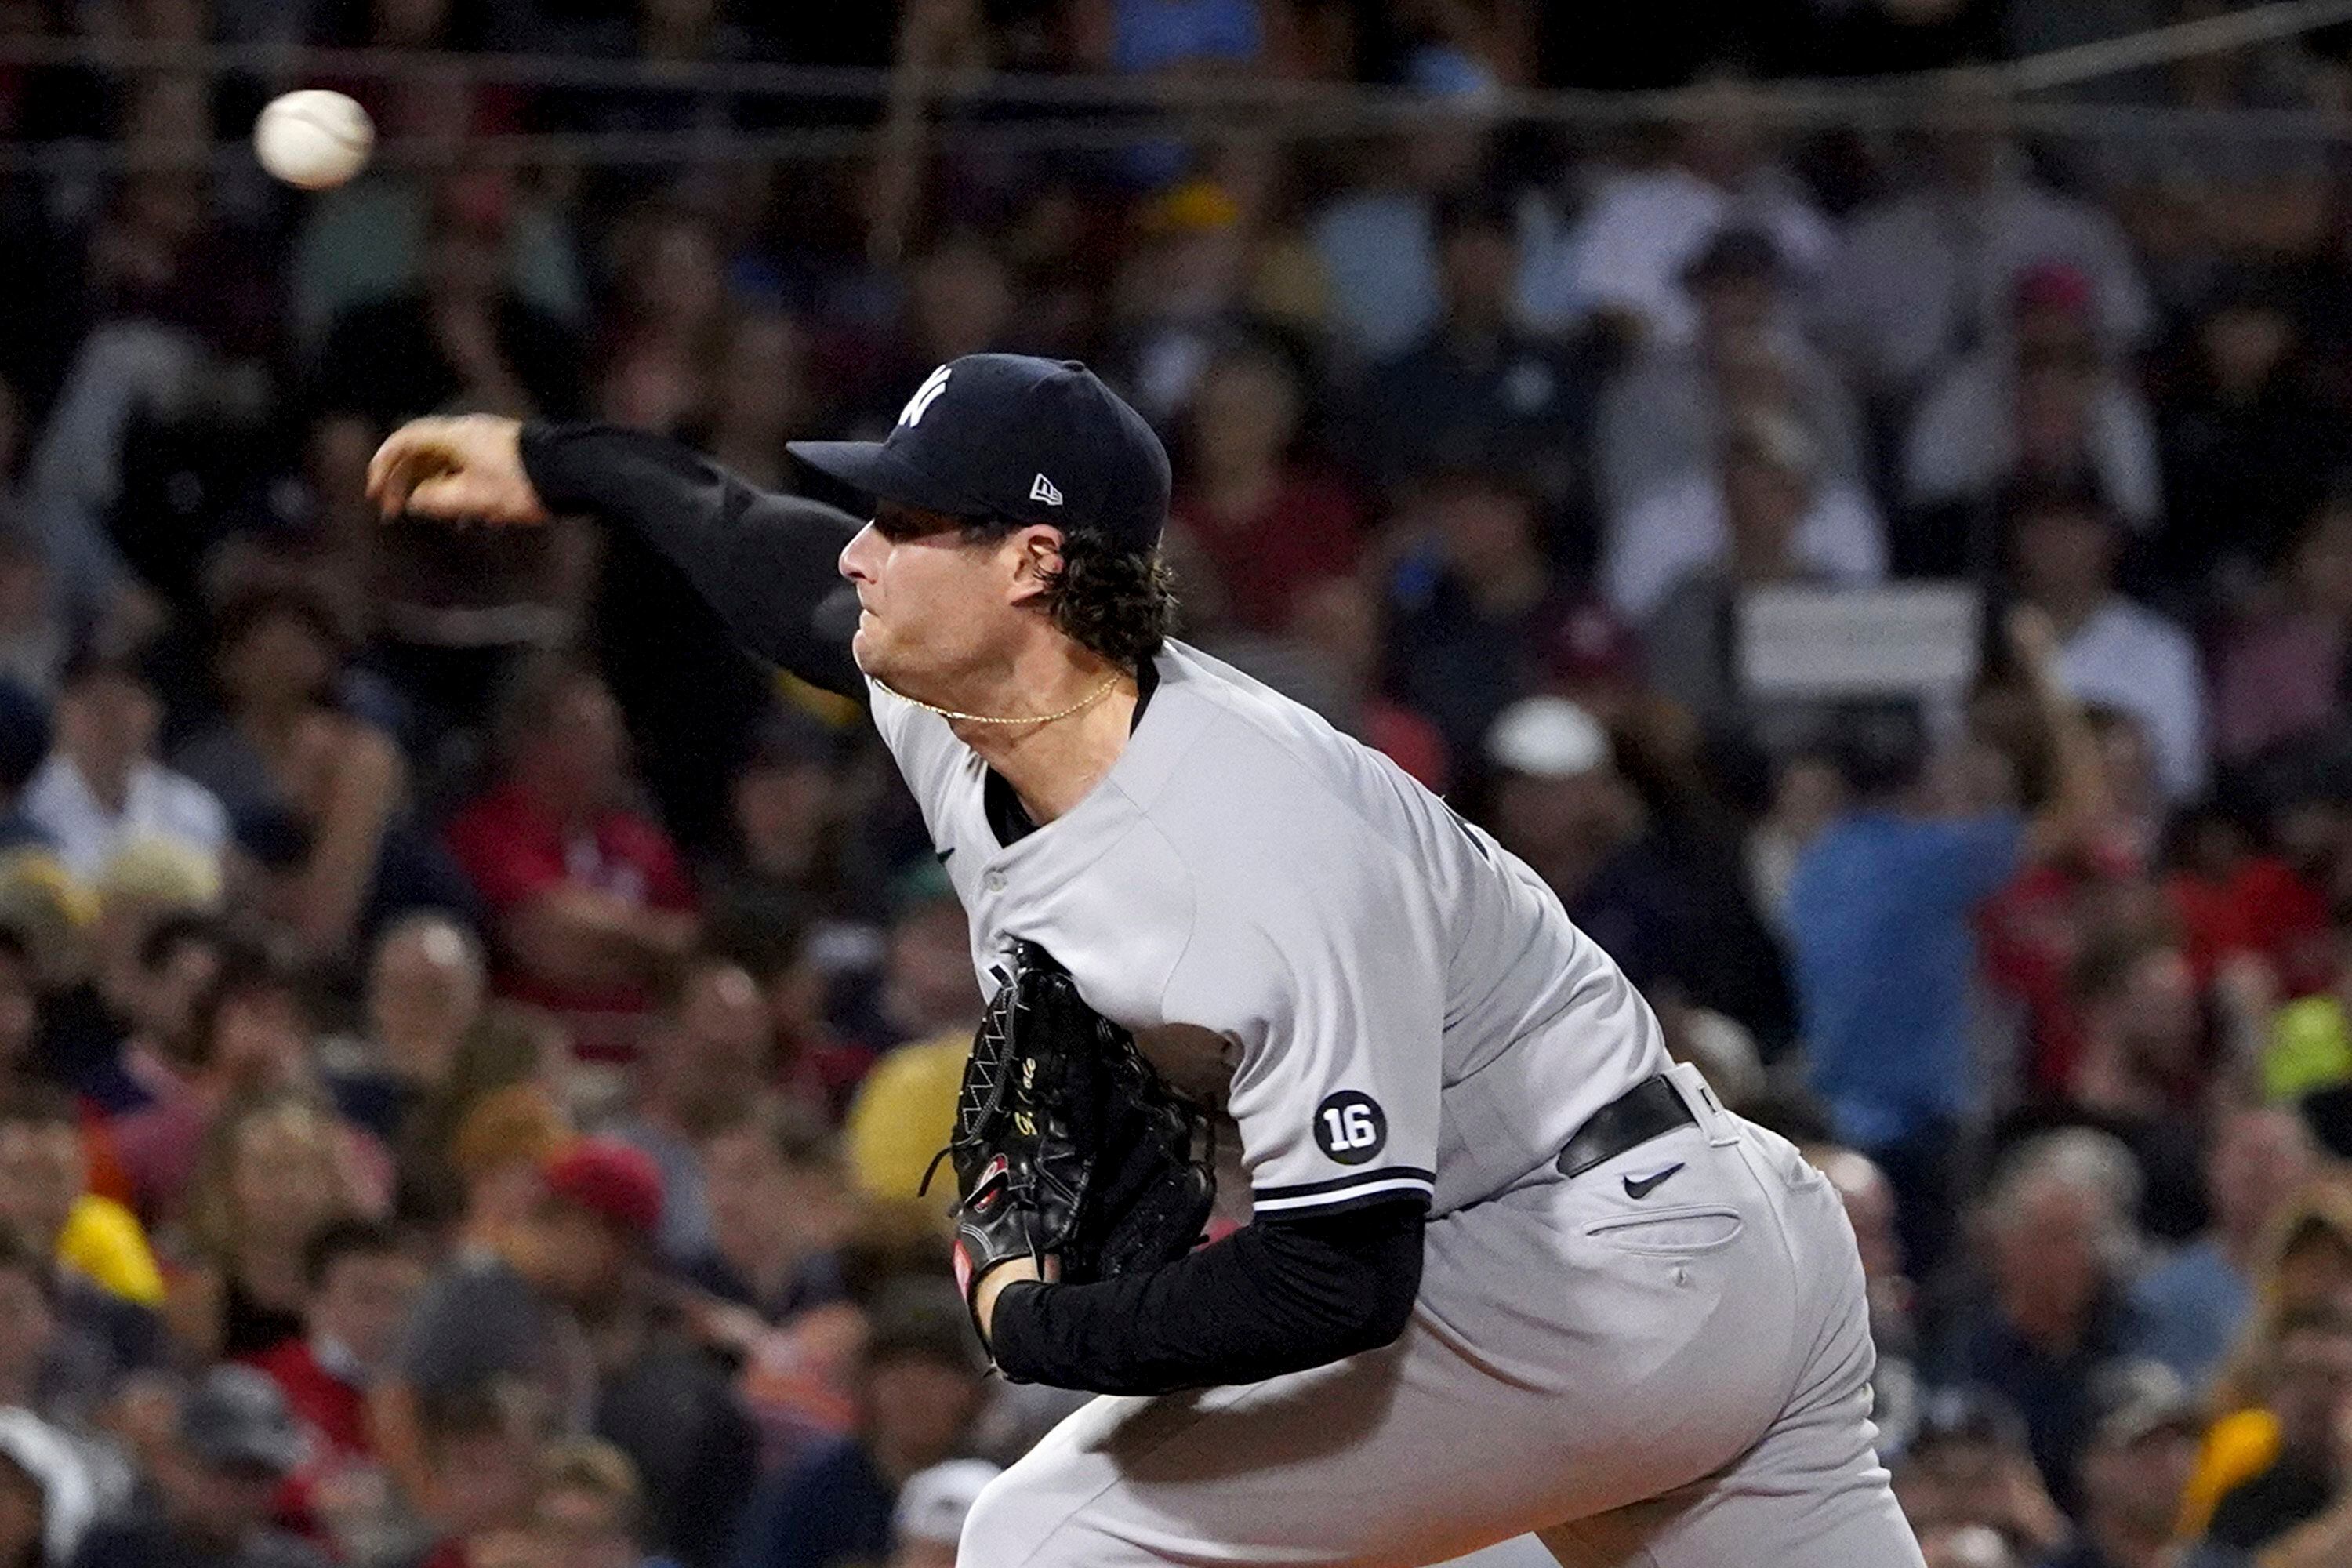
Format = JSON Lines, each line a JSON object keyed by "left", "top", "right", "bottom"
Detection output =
{"left": 1029, "top": 474, "right": 1062, "bottom": 506}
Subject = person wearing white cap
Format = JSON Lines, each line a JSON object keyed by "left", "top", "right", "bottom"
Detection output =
{"left": 1487, "top": 691, "right": 1698, "bottom": 967}
{"left": 1484, "top": 697, "right": 1795, "bottom": 1064}
{"left": 888, "top": 1459, "right": 1002, "bottom": 1568}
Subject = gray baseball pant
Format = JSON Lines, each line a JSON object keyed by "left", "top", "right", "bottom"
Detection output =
{"left": 959, "top": 1065, "right": 1926, "bottom": 1568}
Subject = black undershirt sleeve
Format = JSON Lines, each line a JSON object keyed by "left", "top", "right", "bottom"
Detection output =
{"left": 985, "top": 1197, "right": 1426, "bottom": 1396}
{"left": 517, "top": 423, "right": 866, "bottom": 700}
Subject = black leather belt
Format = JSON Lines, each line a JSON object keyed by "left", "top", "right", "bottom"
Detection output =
{"left": 1556, "top": 1074, "right": 1698, "bottom": 1178}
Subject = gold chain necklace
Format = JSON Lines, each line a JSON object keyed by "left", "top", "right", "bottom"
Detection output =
{"left": 873, "top": 672, "right": 1123, "bottom": 726}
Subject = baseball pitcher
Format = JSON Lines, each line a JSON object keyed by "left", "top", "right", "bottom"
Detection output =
{"left": 369, "top": 354, "right": 1926, "bottom": 1566}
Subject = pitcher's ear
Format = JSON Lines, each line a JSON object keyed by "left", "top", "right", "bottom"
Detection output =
{"left": 1007, "top": 524, "right": 1065, "bottom": 604}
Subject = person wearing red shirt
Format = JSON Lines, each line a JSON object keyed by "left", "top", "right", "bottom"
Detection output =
{"left": 248, "top": 1221, "right": 423, "bottom": 1462}
{"left": 444, "top": 658, "right": 697, "bottom": 1061}
{"left": 1167, "top": 339, "right": 1363, "bottom": 637}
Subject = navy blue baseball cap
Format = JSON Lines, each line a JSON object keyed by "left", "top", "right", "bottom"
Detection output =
{"left": 788, "top": 354, "right": 1171, "bottom": 556}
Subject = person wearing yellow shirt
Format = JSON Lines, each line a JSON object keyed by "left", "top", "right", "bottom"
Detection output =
{"left": 0, "top": 1088, "right": 165, "bottom": 1305}
{"left": 844, "top": 1031, "right": 969, "bottom": 1200}
{"left": 846, "top": 866, "right": 985, "bottom": 1200}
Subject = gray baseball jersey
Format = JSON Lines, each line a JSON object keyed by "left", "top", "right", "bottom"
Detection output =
{"left": 872, "top": 638, "right": 1668, "bottom": 1221}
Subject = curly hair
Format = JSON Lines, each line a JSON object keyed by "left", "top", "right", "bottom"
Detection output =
{"left": 961, "top": 518, "right": 1179, "bottom": 670}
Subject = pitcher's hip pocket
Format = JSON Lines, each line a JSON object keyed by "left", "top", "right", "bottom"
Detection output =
{"left": 1581, "top": 1205, "right": 1745, "bottom": 1256}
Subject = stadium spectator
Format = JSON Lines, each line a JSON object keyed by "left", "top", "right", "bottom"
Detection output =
{"left": 1518, "top": 71, "right": 1836, "bottom": 347}
{"left": 0, "top": 524, "right": 64, "bottom": 704}
{"left": 108, "top": 942, "right": 339, "bottom": 1225}
{"left": 1307, "top": 132, "right": 1454, "bottom": 364}
{"left": 42, "top": 907, "right": 223, "bottom": 1117}
{"left": 320, "top": 914, "right": 488, "bottom": 1146}
{"left": 1786, "top": 608, "right": 2107, "bottom": 1272}
{"left": 1632, "top": 405, "right": 1882, "bottom": 750}
{"left": 869, "top": 869, "right": 980, "bottom": 1058}
{"left": 385, "top": 1137, "right": 753, "bottom": 1566}
{"left": 1973, "top": 710, "right": 2158, "bottom": 1096}
{"left": 1483, "top": 695, "right": 1702, "bottom": 1000}
{"left": 444, "top": 658, "right": 697, "bottom": 1062}
{"left": 2182, "top": 1187, "right": 2352, "bottom": 1530}
{"left": 172, "top": 574, "right": 466, "bottom": 959}
{"left": 1605, "top": 396, "right": 1884, "bottom": 626}
{"left": 288, "top": 130, "right": 577, "bottom": 351}
{"left": 22, "top": 642, "right": 227, "bottom": 892}
{"left": 841, "top": 882, "right": 999, "bottom": 1198}
{"left": 521, "top": 1436, "right": 668, "bottom": 1568}
{"left": 1385, "top": 466, "right": 1564, "bottom": 763}
{"left": 605, "top": 953, "right": 775, "bottom": 1265}
{"left": 1935, "top": 1128, "right": 2155, "bottom": 1514}
{"left": 22, "top": 77, "right": 275, "bottom": 633}
{"left": 1595, "top": 224, "right": 1866, "bottom": 522}
{"left": 0, "top": 1399, "right": 101, "bottom": 1566}
{"left": 686, "top": 1102, "right": 851, "bottom": 1328}
{"left": 1286, "top": 572, "right": 1453, "bottom": 792}
{"left": 593, "top": 206, "right": 735, "bottom": 439}
{"left": 2150, "top": 271, "right": 2347, "bottom": 598}
{"left": 249, "top": 1220, "right": 420, "bottom": 1465}
{"left": 1998, "top": 921, "right": 2211, "bottom": 1243}
{"left": 1825, "top": 84, "right": 2152, "bottom": 401}
{"left": 2002, "top": 477, "right": 2207, "bottom": 802}
{"left": 2045, "top": 1361, "right": 2203, "bottom": 1568}
{"left": 727, "top": 1282, "right": 987, "bottom": 1568}
{"left": 1903, "top": 262, "right": 2164, "bottom": 535}
{"left": 1889, "top": 1387, "right": 2071, "bottom": 1564}
{"left": 406, "top": 1385, "right": 539, "bottom": 1568}
{"left": 2132, "top": 1105, "right": 2323, "bottom": 1387}
{"left": 1811, "top": 1143, "right": 1924, "bottom": 1454}
{"left": 2209, "top": 493, "right": 2352, "bottom": 767}
{"left": 0, "top": 1085, "right": 157, "bottom": 1316}
{"left": 441, "top": 1083, "right": 572, "bottom": 1254}
{"left": 310, "top": 172, "right": 585, "bottom": 434}
{"left": 2197, "top": 1303, "right": 2352, "bottom": 1561}
{"left": 699, "top": 708, "right": 848, "bottom": 944}
{"left": 67, "top": 1365, "right": 323, "bottom": 1568}
{"left": 174, "top": 1094, "right": 368, "bottom": 1362}
{"left": 698, "top": 307, "right": 813, "bottom": 493}
{"left": 383, "top": 1141, "right": 649, "bottom": 1472}
{"left": 1106, "top": 179, "right": 1272, "bottom": 426}
{"left": 835, "top": 233, "right": 1015, "bottom": 439}
{"left": 0, "top": 1225, "right": 124, "bottom": 1430}
{"left": 1168, "top": 336, "right": 1362, "bottom": 637}
{"left": 2095, "top": 13, "right": 2336, "bottom": 289}
{"left": 1351, "top": 183, "right": 1597, "bottom": 510}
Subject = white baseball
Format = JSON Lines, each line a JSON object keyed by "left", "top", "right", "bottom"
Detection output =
{"left": 253, "top": 89, "right": 373, "bottom": 191}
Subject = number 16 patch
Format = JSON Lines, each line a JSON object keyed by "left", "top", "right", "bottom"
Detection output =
{"left": 1313, "top": 1091, "right": 1388, "bottom": 1165}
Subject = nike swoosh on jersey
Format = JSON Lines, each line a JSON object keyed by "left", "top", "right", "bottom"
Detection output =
{"left": 1622, "top": 1163, "right": 1685, "bottom": 1200}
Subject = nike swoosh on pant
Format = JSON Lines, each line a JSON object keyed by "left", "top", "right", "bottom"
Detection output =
{"left": 1622, "top": 1163, "right": 1686, "bottom": 1200}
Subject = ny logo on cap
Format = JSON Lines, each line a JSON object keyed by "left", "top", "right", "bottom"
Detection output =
{"left": 898, "top": 365, "right": 953, "bottom": 428}
{"left": 1029, "top": 474, "right": 1063, "bottom": 506}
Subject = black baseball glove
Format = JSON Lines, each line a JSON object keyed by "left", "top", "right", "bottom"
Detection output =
{"left": 924, "top": 940, "right": 1214, "bottom": 1339}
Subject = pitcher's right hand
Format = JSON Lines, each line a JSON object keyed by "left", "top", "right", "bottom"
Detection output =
{"left": 367, "top": 414, "right": 548, "bottom": 524}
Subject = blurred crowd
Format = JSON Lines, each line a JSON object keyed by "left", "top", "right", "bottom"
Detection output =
{"left": 5, "top": 2, "right": 2352, "bottom": 1567}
